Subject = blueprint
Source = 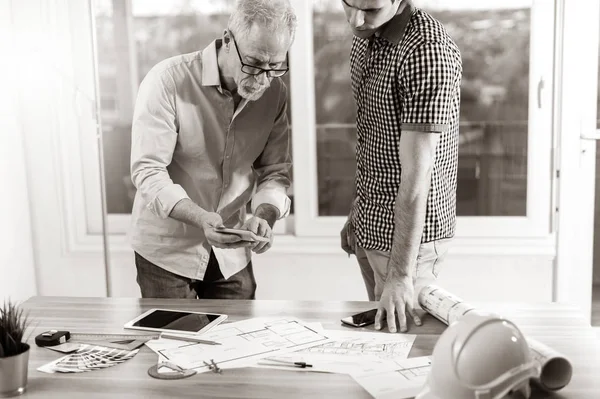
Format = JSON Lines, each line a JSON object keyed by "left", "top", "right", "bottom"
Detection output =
{"left": 255, "top": 330, "right": 417, "bottom": 374}
{"left": 417, "top": 284, "right": 575, "bottom": 393}
{"left": 298, "top": 330, "right": 415, "bottom": 360}
{"left": 417, "top": 284, "right": 476, "bottom": 325}
{"left": 527, "top": 338, "right": 573, "bottom": 392}
{"left": 351, "top": 356, "right": 431, "bottom": 399}
{"left": 146, "top": 317, "right": 331, "bottom": 372}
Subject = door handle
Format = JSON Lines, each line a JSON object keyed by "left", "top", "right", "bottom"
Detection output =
{"left": 537, "top": 77, "right": 544, "bottom": 109}
{"left": 580, "top": 130, "right": 600, "bottom": 140}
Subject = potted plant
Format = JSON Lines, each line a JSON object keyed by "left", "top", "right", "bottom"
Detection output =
{"left": 0, "top": 301, "right": 31, "bottom": 397}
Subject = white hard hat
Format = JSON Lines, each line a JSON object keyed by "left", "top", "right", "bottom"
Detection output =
{"left": 416, "top": 312, "right": 540, "bottom": 399}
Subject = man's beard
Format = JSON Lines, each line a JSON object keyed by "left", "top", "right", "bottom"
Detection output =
{"left": 238, "top": 83, "right": 268, "bottom": 101}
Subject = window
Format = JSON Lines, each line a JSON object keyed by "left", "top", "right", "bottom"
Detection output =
{"left": 94, "top": 0, "right": 292, "bottom": 233}
{"left": 94, "top": 0, "right": 554, "bottom": 241}
{"left": 315, "top": 3, "right": 531, "bottom": 217}
{"left": 292, "top": 0, "right": 554, "bottom": 237}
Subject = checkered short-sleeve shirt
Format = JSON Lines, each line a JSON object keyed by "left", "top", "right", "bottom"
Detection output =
{"left": 350, "top": 3, "right": 462, "bottom": 251}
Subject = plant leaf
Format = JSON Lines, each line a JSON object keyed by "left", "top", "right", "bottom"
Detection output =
{"left": 0, "top": 298, "right": 30, "bottom": 357}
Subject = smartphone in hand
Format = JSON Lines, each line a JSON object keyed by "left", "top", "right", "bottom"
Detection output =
{"left": 341, "top": 309, "right": 378, "bottom": 327}
{"left": 215, "top": 227, "right": 270, "bottom": 243}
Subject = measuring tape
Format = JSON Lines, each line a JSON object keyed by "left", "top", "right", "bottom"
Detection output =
{"left": 69, "top": 332, "right": 159, "bottom": 350}
{"left": 69, "top": 333, "right": 160, "bottom": 341}
{"left": 35, "top": 330, "right": 160, "bottom": 350}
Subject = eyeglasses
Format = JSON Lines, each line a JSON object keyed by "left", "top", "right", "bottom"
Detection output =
{"left": 229, "top": 32, "right": 289, "bottom": 78}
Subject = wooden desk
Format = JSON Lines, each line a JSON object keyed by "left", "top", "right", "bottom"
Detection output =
{"left": 19, "top": 297, "right": 600, "bottom": 398}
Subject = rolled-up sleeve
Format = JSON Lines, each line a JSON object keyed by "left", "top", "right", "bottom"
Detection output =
{"left": 250, "top": 83, "right": 292, "bottom": 219}
{"left": 130, "top": 68, "right": 189, "bottom": 219}
{"left": 399, "top": 42, "right": 462, "bottom": 133}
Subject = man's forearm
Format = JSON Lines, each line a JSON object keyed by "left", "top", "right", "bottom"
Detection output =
{"left": 169, "top": 198, "right": 208, "bottom": 229}
{"left": 388, "top": 180, "right": 430, "bottom": 278}
{"left": 255, "top": 204, "right": 279, "bottom": 228}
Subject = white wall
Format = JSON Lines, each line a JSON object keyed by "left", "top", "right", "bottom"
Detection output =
{"left": 109, "top": 239, "right": 554, "bottom": 303}
{"left": 9, "top": 0, "right": 109, "bottom": 298}
{"left": 0, "top": 1, "right": 38, "bottom": 301}
{"left": 0, "top": 141, "right": 37, "bottom": 303}
{"left": 0, "top": 106, "right": 38, "bottom": 302}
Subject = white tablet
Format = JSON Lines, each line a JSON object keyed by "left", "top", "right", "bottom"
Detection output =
{"left": 124, "top": 308, "right": 227, "bottom": 335}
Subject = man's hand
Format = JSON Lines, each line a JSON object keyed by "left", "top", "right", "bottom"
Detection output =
{"left": 340, "top": 217, "right": 356, "bottom": 255}
{"left": 242, "top": 216, "right": 273, "bottom": 254}
{"left": 375, "top": 273, "right": 422, "bottom": 333}
{"left": 200, "top": 212, "right": 252, "bottom": 249}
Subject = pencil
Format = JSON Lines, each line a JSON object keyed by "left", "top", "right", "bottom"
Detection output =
{"left": 260, "top": 358, "right": 313, "bottom": 368}
{"left": 161, "top": 333, "right": 221, "bottom": 345}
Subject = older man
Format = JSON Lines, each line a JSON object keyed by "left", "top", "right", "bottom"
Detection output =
{"left": 129, "top": 0, "right": 297, "bottom": 299}
{"left": 340, "top": 0, "right": 462, "bottom": 333}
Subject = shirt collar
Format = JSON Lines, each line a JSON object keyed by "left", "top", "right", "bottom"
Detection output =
{"left": 377, "top": 0, "right": 415, "bottom": 45}
{"left": 201, "top": 39, "right": 222, "bottom": 87}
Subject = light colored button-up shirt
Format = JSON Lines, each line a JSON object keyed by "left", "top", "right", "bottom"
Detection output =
{"left": 129, "top": 39, "right": 291, "bottom": 280}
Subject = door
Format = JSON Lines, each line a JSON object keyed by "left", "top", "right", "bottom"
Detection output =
{"left": 592, "top": 11, "right": 600, "bottom": 326}
{"left": 555, "top": 0, "right": 600, "bottom": 325}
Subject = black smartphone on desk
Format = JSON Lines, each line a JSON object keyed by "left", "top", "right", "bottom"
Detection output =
{"left": 341, "top": 309, "right": 378, "bottom": 327}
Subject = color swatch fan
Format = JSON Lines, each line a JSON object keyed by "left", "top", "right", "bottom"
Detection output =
{"left": 38, "top": 344, "right": 139, "bottom": 373}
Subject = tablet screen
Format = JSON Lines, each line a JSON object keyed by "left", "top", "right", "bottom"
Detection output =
{"left": 132, "top": 310, "right": 222, "bottom": 333}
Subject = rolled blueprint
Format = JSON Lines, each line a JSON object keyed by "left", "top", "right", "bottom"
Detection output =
{"left": 527, "top": 338, "right": 573, "bottom": 392}
{"left": 418, "top": 284, "right": 574, "bottom": 392}
{"left": 417, "top": 284, "right": 477, "bottom": 326}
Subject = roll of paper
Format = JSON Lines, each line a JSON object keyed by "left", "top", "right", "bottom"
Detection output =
{"left": 417, "top": 284, "right": 476, "bottom": 325}
{"left": 418, "top": 284, "right": 574, "bottom": 393}
{"left": 527, "top": 338, "right": 573, "bottom": 392}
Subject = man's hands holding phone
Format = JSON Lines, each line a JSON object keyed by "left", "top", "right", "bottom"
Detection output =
{"left": 199, "top": 212, "right": 250, "bottom": 249}
{"left": 199, "top": 212, "right": 272, "bottom": 253}
{"left": 240, "top": 216, "right": 273, "bottom": 254}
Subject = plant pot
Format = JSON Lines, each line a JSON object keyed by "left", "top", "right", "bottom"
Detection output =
{"left": 0, "top": 344, "right": 30, "bottom": 397}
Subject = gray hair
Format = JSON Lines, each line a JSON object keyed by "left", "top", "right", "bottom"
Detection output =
{"left": 228, "top": 0, "right": 297, "bottom": 42}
